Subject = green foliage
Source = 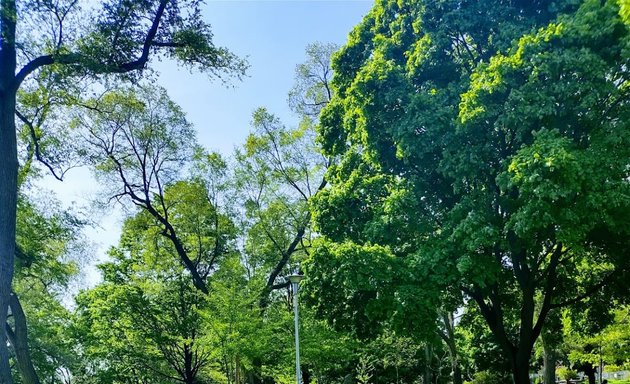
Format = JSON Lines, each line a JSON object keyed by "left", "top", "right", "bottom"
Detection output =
{"left": 470, "top": 370, "right": 511, "bottom": 384}
{"left": 2, "top": 0, "right": 249, "bottom": 382}
{"left": 355, "top": 355, "right": 375, "bottom": 384}
{"left": 64, "top": 0, "right": 247, "bottom": 79}
{"left": 564, "top": 305, "right": 630, "bottom": 371}
{"left": 304, "top": 240, "right": 439, "bottom": 340}
{"left": 76, "top": 217, "right": 235, "bottom": 382}
{"left": 12, "top": 192, "right": 86, "bottom": 383}
{"left": 235, "top": 105, "right": 326, "bottom": 289}
{"left": 458, "top": 305, "right": 511, "bottom": 375}
{"left": 557, "top": 366, "right": 578, "bottom": 381}
{"left": 311, "top": 0, "right": 630, "bottom": 380}
{"left": 78, "top": 85, "right": 196, "bottom": 191}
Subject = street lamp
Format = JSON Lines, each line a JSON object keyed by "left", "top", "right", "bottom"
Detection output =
{"left": 288, "top": 273, "right": 304, "bottom": 384}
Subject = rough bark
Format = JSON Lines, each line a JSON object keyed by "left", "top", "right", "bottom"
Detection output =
{"left": 510, "top": 349, "right": 533, "bottom": 384}
{"left": 184, "top": 344, "right": 194, "bottom": 384}
{"left": 542, "top": 347, "right": 556, "bottom": 384}
{"left": 0, "top": 0, "right": 19, "bottom": 382}
{"left": 6, "top": 293, "right": 40, "bottom": 384}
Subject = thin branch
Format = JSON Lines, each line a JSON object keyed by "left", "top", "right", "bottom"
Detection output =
{"left": 15, "top": 109, "right": 67, "bottom": 180}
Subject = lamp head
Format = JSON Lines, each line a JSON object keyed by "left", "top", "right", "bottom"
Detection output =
{"left": 287, "top": 274, "right": 304, "bottom": 284}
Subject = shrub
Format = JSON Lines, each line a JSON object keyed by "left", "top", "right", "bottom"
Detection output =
{"left": 556, "top": 366, "right": 578, "bottom": 381}
{"left": 471, "top": 371, "right": 510, "bottom": 384}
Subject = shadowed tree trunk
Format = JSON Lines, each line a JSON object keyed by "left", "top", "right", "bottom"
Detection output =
{"left": 542, "top": 345, "right": 557, "bottom": 384}
{"left": 575, "top": 362, "right": 596, "bottom": 384}
{"left": 437, "top": 311, "right": 463, "bottom": 384}
{"left": 423, "top": 344, "right": 432, "bottom": 384}
{"left": 6, "top": 293, "right": 40, "bottom": 384}
{"left": 0, "top": 1, "right": 19, "bottom": 382}
{"left": 540, "top": 325, "right": 560, "bottom": 384}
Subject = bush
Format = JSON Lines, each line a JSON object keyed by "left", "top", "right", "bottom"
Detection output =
{"left": 471, "top": 371, "right": 511, "bottom": 384}
{"left": 556, "top": 366, "right": 578, "bottom": 381}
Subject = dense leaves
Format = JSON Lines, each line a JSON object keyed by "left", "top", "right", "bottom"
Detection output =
{"left": 310, "top": 0, "right": 630, "bottom": 382}
{"left": 5, "top": 1, "right": 630, "bottom": 383}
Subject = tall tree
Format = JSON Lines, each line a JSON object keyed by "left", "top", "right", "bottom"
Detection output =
{"left": 230, "top": 42, "right": 336, "bottom": 384}
{"left": 78, "top": 85, "right": 222, "bottom": 294}
{"left": 312, "top": 0, "right": 630, "bottom": 383}
{"left": 75, "top": 178, "right": 238, "bottom": 383}
{"left": 236, "top": 42, "right": 337, "bottom": 310}
{"left": 0, "top": 1, "right": 245, "bottom": 381}
{"left": 236, "top": 108, "right": 329, "bottom": 308}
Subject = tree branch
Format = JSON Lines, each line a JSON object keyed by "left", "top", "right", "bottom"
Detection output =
{"left": 13, "top": 0, "right": 170, "bottom": 89}
{"left": 15, "top": 109, "right": 66, "bottom": 181}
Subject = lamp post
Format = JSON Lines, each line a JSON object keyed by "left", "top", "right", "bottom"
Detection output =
{"left": 288, "top": 273, "right": 304, "bottom": 384}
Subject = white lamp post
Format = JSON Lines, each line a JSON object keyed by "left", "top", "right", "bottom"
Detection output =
{"left": 288, "top": 273, "right": 304, "bottom": 384}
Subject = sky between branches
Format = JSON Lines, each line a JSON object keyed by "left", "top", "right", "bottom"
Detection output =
{"left": 38, "top": 0, "right": 372, "bottom": 287}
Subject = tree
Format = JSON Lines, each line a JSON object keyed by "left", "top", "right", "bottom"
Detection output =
{"left": 76, "top": 271, "right": 211, "bottom": 384}
{"left": 562, "top": 303, "right": 630, "bottom": 383}
{"left": 236, "top": 42, "right": 336, "bottom": 310}
{"left": 78, "top": 85, "right": 228, "bottom": 294}
{"left": 540, "top": 311, "right": 564, "bottom": 384}
{"left": 75, "top": 179, "right": 239, "bottom": 383}
{"left": 312, "top": 0, "right": 630, "bottom": 383}
{"left": 235, "top": 108, "right": 329, "bottom": 309}
{"left": 227, "top": 42, "right": 336, "bottom": 384}
{"left": 0, "top": 1, "right": 245, "bottom": 381}
{"left": 288, "top": 42, "right": 338, "bottom": 119}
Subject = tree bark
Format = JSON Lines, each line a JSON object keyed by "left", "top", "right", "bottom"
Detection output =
{"left": 542, "top": 347, "right": 556, "bottom": 384}
{"left": 6, "top": 293, "right": 41, "bottom": 384}
{"left": 511, "top": 352, "right": 532, "bottom": 384}
{"left": 183, "top": 344, "right": 195, "bottom": 384}
{"left": 423, "top": 344, "right": 432, "bottom": 384}
{"left": 541, "top": 333, "right": 557, "bottom": 384}
{"left": 0, "top": 0, "right": 19, "bottom": 382}
{"left": 582, "top": 362, "right": 596, "bottom": 384}
{"left": 439, "top": 311, "right": 463, "bottom": 384}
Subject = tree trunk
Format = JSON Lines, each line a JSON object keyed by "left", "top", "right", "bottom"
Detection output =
{"left": 440, "top": 311, "right": 463, "bottom": 384}
{"left": 540, "top": 324, "right": 559, "bottom": 384}
{"left": 302, "top": 366, "right": 311, "bottom": 384}
{"left": 510, "top": 350, "right": 532, "bottom": 384}
{"left": 183, "top": 344, "right": 196, "bottom": 384}
{"left": 248, "top": 358, "right": 263, "bottom": 384}
{"left": 452, "top": 361, "right": 463, "bottom": 384}
{"left": 6, "top": 293, "right": 40, "bottom": 384}
{"left": 0, "top": 92, "right": 17, "bottom": 384}
{"left": 582, "top": 362, "right": 596, "bottom": 384}
{"left": 423, "top": 344, "right": 432, "bottom": 384}
{"left": 0, "top": 1, "right": 18, "bottom": 382}
{"left": 542, "top": 346, "right": 556, "bottom": 384}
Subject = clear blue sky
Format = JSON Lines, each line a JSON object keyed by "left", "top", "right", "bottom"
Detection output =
{"left": 155, "top": 0, "right": 373, "bottom": 155}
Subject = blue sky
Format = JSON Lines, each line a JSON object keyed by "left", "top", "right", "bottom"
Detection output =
{"left": 155, "top": 0, "right": 372, "bottom": 155}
